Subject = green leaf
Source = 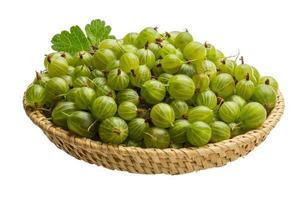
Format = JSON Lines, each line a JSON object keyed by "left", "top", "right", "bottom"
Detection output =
{"left": 51, "top": 25, "right": 90, "bottom": 55}
{"left": 51, "top": 19, "right": 115, "bottom": 55}
{"left": 85, "top": 19, "right": 114, "bottom": 46}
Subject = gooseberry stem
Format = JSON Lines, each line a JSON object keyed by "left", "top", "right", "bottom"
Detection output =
{"left": 35, "top": 71, "right": 41, "bottom": 80}
{"left": 144, "top": 42, "right": 149, "bottom": 49}
{"left": 165, "top": 32, "right": 171, "bottom": 38}
{"left": 113, "top": 128, "right": 121, "bottom": 135}
{"left": 265, "top": 79, "right": 270, "bottom": 85}
{"left": 185, "top": 58, "right": 199, "bottom": 64}
{"left": 79, "top": 52, "right": 83, "bottom": 59}
{"left": 131, "top": 69, "right": 136, "bottom": 77}
{"left": 239, "top": 56, "right": 244, "bottom": 64}
{"left": 204, "top": 41, "right": 209, "bottom": 48}
{"left": 117, "top": 69, "right": 121, "bottom": 75}
{"left": 144, "top": 132, "right": 155, "bottom": 139}
{"left": 217, "top": 96, "right": 224, "bottom": 107}
{"left": 245, "top": 73, "right": 250, "bottom": 81}
{"left": 87, "top": 120, "right": 98, "bottom": 132}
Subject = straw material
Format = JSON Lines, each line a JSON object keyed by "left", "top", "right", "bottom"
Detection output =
{"left": 23, "top": 92, "right": 284, "bottom": 175}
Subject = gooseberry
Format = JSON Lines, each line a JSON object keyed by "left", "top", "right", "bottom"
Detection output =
{"left": 143, "top": 127, "right": 170, "bottom": 149}
{"left": 99, "top": 117, "right": 128, "bottom": 144}
{"left": 91, "top": 96, "right": 117, "bottom": 120}
{"left": 186, "top": 121, "right": 212, "bottom": 147}
{"left": 168, "top": 74, "right": 195, "bottom": 101}
{"left": 210, "top": 121, "right": 231, "bottom": 143}
{"left": 187, "top": 105, "right": 213, "bottom": 123}
{"left": 150, "top": 103, "right": 175, "bottom": 128}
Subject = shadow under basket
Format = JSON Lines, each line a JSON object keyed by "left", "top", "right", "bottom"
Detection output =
{"left": 23, "top": 92, "right": 284, "bottom": 175}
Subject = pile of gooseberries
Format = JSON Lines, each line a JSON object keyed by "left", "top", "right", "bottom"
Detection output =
{"left": 26, "top": 27, "right": 279, "bottom": 149}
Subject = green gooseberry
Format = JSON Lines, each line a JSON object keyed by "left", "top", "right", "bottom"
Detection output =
{"left": 45, "top": 77, "right": 69, "bottom": 100}
{"left": 123, "top": 32, "right": 138, "bottom": 45}
{"left": 73, "top": 65, "right": 91, "bottom": 78}
{"left": 67, "top": 111, "right": 97, "bottom": 138}
{"left": 151, "top": 60, "right": 164, "bottom": 76}
{"left": 91, "top": 69, "right": 105, "bottom": 78}
{"left": 116, "top": 89, "right": 139, "bottom": 105}
{"left": 128, "top": 118, "right": 149, "bottom": 141}
{"left": 121, "top": 44, "right": 138, "bottom": 53}
{"left": 161, "top": 54, "right": 183, "bottom": 74}
{"left": 168, "top": 74, "right": 195, "bottom": 101}
{"left": 227, "top": 95, "right": 247, "bottom": 108}
{"left": 141, "top": 80, "right": 166, "bottom": 104}
{"left": 187, "top": 121, "right": 212, "bottom": 147}
{"left": 158, "top": 73, "right": 173, "bottom": 84}
{"left": 170, "top": 100, "right": 189, "bottom": 119}
{"left": 169, "top": 119, "right": 190, "bottom": 144}
{"left": 158, "top": 43, "right": 177, "bottom": 58}
{"left": 118, "top": 101, "right": 139, "bottom": 121}
{"left": 92, "top": 77, "right": 107, "bottom": 87}
{"left": 192, "top": 73, "right": 210, "bottom": 92}
{"left": 196, "top": 60, "right": 217, "bottom": 79}
{"left": 252, "top": 84, "right": 277, "bottom": 113}
{"left": 93, "top": 48, "right": 116, "bottom": 70}
{"left": 195, "top": 90, "right": 217, "bottom": 110}
{"left": 210, "top": 121, "right": 231, "bottom": 143}
{"left": 217, "top": 59, "right": 236, "bottom": 75}
{"left": 107, "top": 68, "right": 129, "bottom": 91}
{"left": 34, "top": 72, "right": 50, "bottom": 87}
{"left": 25, "top": 84, "right": 46, "bottom": 108}
{"left": 136, "top": 48, "right": 156, "bottom": 69}
{"left": 99, "top": 39, "right": 123, "bottom": 58}
{"left": 239, "top": 102, "right": 267, "bottom": 130}
{"left": 229, "top": 123, "right": 244, "bottom": 138}
{"left": 119, "top": 52, "right": 140, "bottom": 73}
{"left": 205, "top": 43, "right": 218, "bottom": 62}
{"left": 91, "top": 96, "right": 117, "bottom": 120}
{"left": 234, "top": 57, "right": 259, "bottom": 84}
{"left": 66, "top": 88, "right": 81, "bottom": 102}
{"left": 178, "top": 63, "right": 196, "bottom": 77}
{"left": 47, "top": 56, "right": 69, "bottom": 77}
{"left": 73, "top": 76, "right": 94, "bottom": 88}
{"left": 259, "top": 76, "right": 279, "bottom": 92}
{"left": 235, "top": 73, "right": 255, "bottom": 100}
{"left": 174, "top": 31, "right": 193, "bottom": 50}
{"left": 218, "top": 101, "right": 240, "bottom": 123}
{"left": 51, "top": 101, "right": 78, "bottom": 128}
{"left": 74, "top": 87, "right": 96, "bottom": 110}
{"left": 187, "top": 106, "right": 213, "bottom": 123}
{"left": 67, "top": 66, "right": 75, "bottom": 76}
{"left": 135, "top": 27, "right": 160, "bottom": 48}
{"left": 99, "top": 117, "right": 128, "bottom": 144}
{"left": 129, "top": 65, "right": 151, "bottom": 88}
{"left": 150, "top": 103, "right": 175, "bottom": 128}
{"left": 166, "top": 31, "right": 180, "bottom": 46}
{"left": 183, "top": 41, "right": 207, "bottom": 63}
{"left": 210, "top": 73, "right": 235, "bottom": 98}
{"left": 144, "top": 127, "right": 170, "bottom": 149}
{"left": 95, "top": 84, "right": 116, "bottom": 99}
{"left": 73, "top": 51, "right": 93, "bottom": 67}
{"left": 147, "top": 42, "right": 161, "bottom": 59}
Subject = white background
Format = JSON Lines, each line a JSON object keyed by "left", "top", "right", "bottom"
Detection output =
{"left": 0, "top": 0, "right": 300, "bottom": 199}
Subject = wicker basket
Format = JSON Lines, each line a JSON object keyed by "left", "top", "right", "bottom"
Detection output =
{"left": 23, "top": 92, "right": 284, "bottom": 175}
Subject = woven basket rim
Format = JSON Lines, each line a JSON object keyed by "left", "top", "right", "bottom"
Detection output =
{"left": 23, "top": 91, "right": 285, "bottom": 157}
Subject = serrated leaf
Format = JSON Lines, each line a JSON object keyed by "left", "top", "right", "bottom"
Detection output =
{"left": 85, "top": 19, "right": 114, "bottom": 46}
{"left": 51, "top": 25, "right": 90, "bottom": 55}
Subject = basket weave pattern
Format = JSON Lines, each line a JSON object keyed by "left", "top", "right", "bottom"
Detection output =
{"left": 24, "top": 93, "right": 284, "bottom": 174}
